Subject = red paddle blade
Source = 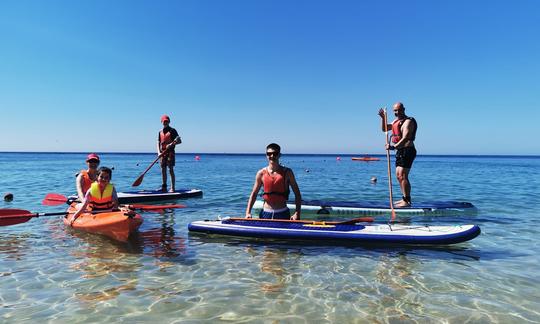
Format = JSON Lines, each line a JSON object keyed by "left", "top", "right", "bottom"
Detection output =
{"left": 42, "top": 193, "right": 68, "bottom": 206}
{"left": 0, "top": 209, "right": 34, "bottom": 226}
{"left": 131, "top": 176, "right": 143, "bottom": 187}
{"left": 128, "top": 204, "right": 186, "bottom": 211}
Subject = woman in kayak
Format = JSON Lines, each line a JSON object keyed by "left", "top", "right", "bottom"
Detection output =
{"left": 69, "top": 166, "right": 119, "bottom": 225}
{"left": 245, "top": 143, "right": 302, "bottom": 220}
{"left": 76, "top": 153, "right": 100, "bottom": 200}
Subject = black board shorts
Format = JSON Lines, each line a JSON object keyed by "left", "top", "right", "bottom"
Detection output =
{"left": 160, "top": 152, "right": 175, "bottom": 167}
{"left": 395, "top": 146, "right": 417, "bottom": 169}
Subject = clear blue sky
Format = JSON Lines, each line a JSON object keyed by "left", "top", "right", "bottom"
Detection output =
{"left": 0, "top": 0, "right": 538, "bottom": 155}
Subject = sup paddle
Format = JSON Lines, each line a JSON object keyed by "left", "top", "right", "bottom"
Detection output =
{"left": 132, "top": 149, "right": 170, "bottom": 187}
{"left": 0, "top": 209, "right": 69, "bottom": 227}
{"left": 383, "top": 107, "right": 397, "bottom": 221}
{"left": 0, "top": 208, "right": 141, "bottom": 227}
{"left": 42, "top": 193, "right": 186, "bottom": 210}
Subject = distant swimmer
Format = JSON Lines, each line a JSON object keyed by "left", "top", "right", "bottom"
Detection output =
{"left": 370, "top": 176, "right": 377, "bottom": 183}
{"left": 378, "top": 102, "right": 418, "bottom": 207}
{"left": 4, "top": 193, "right": 13, "bottom": 201}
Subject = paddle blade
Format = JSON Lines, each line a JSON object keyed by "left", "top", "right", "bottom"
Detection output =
{"left": 0, "top": 209, "right": 34, "bottom": 226}
{"left": 128, "top": 204, "right": 186, "bottom": 211}
{"left": 42, "top": 193, "right": 68, "bottom": 206}
{"left": 131, "top": 174, "right": 144, "bottom": 187}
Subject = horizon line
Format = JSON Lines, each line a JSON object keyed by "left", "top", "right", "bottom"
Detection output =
{"left": 1, "top": 151, "right": 539, "bottom": 158}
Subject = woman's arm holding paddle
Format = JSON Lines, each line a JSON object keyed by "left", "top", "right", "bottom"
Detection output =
{"left": 245, "top": 170, "right": 263, "bottom": 218}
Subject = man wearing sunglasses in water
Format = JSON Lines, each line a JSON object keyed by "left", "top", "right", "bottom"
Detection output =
{"left": 378, "top": 102, "right": 418, "bottom": 207}
{"left": 245, "top": 143, "right": 302, "bottom": 220}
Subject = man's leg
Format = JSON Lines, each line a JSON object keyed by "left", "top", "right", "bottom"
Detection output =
{"left": 161, "top": 165, "right": 168, "bottom": 191}
{"left": 169, "top": 166, "right": 176, "bottom": 192}
{"left": 395, "top": 166, "right": 411, "bottom": 207}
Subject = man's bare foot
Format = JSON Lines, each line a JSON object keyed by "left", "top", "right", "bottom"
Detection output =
{"left": 394, "top": 200, "right": 411, "bottom": 208}
{"left": 394, "top": 199, "right": 405, "bottom": 205}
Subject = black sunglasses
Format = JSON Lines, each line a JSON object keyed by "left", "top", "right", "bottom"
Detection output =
{"left": 266, "top": 151, "right": 279, "bottom": 156}
{"left": 87, "top": 159, "right": 100, "bottom": 163}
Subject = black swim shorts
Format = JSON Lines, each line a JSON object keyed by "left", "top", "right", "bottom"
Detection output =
{"left": 160, "top": 151, "right": 175, "bottom": 167}
{"left": 395, "top": 146, "right": 417, "bottom": 169}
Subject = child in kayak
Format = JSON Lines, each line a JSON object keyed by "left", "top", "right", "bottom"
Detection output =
{"left": 69, "top": 167, "right": 119, "bottom": 225}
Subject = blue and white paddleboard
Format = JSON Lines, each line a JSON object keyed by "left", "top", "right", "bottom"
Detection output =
{"left": 253, "top": 199, "right": 476, "bottom": 216}
{"left": 117, "top": 189, "right": 203, "bottom": 203}
{"left": 188, "top": 218, "right": 481, "bottom": 245}
{"left": 69, "top": 188, "right": 203, "bottom": 204}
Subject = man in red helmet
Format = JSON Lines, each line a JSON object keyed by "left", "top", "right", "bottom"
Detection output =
{"left": 157, "top": 115, "right": 181, "bottom": 192}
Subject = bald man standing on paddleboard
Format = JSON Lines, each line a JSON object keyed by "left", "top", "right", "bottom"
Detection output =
{"left": 378, "top": 102, "right": 418, "bottom": 207}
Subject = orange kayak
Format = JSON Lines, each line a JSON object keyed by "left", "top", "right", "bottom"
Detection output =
{"left": 65, "top": 203, "right": 143, "bottom": 242}
{"left": 352, "top": 156, "right": 380, "bottom": 161}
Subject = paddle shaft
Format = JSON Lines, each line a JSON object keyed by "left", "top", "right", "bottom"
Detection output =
{"left": 383, "top": 108, "right": 397, "bottom": 221}
{"left": 1, "top": 211, "right": 68, "bottom": 220}
{"left": 43, "top": 193, "right": 186, "bottom": 210}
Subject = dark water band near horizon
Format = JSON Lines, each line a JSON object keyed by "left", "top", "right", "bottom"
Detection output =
{"left": 1, "top": 152, "right": 539, "bottom": 322}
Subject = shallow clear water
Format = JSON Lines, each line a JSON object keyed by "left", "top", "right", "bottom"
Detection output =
{"left": 1, "top": 153, "right": 539, "bottom": 323}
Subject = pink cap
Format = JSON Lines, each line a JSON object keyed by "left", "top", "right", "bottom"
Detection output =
{"left": 86, "top": 153, "right": 100, "bottom": 162}
{"left": 161, "top": 115, "right": 170, "bottom": 122}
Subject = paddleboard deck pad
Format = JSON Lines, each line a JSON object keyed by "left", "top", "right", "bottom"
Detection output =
{"left": 253, "top": 199, "right": 476, "bottom": 216}
{"left": 188, "top": 218, "right": 481, "bottom": 245}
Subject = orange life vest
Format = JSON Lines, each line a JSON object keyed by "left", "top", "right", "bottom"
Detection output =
{"left": 159, "top": 130, "right": 174, "bottom": 152}
{"left": 261, "top": 167, "right": 290, "bottom": 205}
{"left": 391, "top": 117, "right": 417, "bottom": 143}
{"left": 88, "top": 182, "right": 114, "bottom": 210}
{"left": 79, "top": 170, "right": 94, "bottom": 196}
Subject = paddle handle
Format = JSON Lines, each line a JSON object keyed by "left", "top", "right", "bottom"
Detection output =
{"left": 383, "top": 108, "right": 396, "bottom": 221}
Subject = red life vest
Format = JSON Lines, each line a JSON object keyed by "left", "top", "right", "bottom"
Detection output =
{"left": 159, "top": 130, "right": 174, "bottom": 152}
{"left": 391, "top": 117, "right": 417, "bottom": 143}
{"left": 88, "top": 182, "right": 114, "bottom": 210}
{"left": 79, "top": 170, "right": 94, "bottom": 196}
{"left": 261, "top": 167, "right": 290, "bottom": 205}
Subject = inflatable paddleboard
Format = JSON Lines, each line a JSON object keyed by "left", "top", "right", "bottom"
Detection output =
{"left": 117, "top": 189, "right": 203, "bottom": 203}
{"left": 352, "top": 156, "right": 380, "bottom": 161}
{"left": 252, "top": 199, "right": 476, "bottom": 216}
{"left": 69, "top": 188, "right": 203, "bottom": 204}
{"left": 188, "top": 218, "right": 481, "bottom": 245}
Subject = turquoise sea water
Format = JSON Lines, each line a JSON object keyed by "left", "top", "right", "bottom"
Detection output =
{"left": 1, "top": 152, "right": 539, "bottom": 323}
